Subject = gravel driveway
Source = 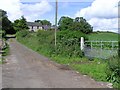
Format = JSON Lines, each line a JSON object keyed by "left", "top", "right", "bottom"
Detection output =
{"left": 2, "top": 39, "right": 110, "bottom": 88}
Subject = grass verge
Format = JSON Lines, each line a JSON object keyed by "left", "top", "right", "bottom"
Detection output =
{"left": 51, "top": 55, "right": 108, "bottom": 82}
{"left": 0, "top": 41, "right": 9, "bottom": 64}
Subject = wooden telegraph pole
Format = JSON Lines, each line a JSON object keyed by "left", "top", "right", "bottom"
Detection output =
{"left": 55, "top": 0, "right": 58, "bottom": 47}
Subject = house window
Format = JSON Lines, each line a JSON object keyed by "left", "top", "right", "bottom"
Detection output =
{"left": 42, "top": 26, "right": 44, "bottom": 29}
{"left": 32, "top": 26, "right": 33, "bottom": 29}
{"left": 37, "top": 26, "right": 39, "bottom": 29}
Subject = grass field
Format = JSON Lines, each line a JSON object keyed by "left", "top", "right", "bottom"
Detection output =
{"left": 88, "top": 32, "right": 118, "bottom": 41}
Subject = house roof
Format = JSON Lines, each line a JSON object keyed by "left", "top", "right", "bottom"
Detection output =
{"left": 27, "top": 22, "right": 42, "bottom": 26}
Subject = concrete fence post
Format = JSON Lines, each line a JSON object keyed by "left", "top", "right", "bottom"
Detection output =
{"left": 81, "top": 37, "right": 84, "bottom": 51}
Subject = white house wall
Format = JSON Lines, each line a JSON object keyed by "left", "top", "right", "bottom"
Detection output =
{"left": 28, "top": 26, "right": 32, "bottom": 31}
{"left": 28, "top": 26, "right": 43, "bottom": 32}
{"left": 33, "top": 26, "right": 38, "bottom": 32}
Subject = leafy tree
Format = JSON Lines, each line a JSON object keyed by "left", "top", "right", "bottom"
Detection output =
{"left": 73, "top": 17, "right": 93, "bottom": 34}
{"left": 35, "top": 19, "right": 51, "bottom": 26}
{"left": 0, "top": 9, "right": 15, "bottom": 34}
{"left": 58, "top": 16, "right": 73, "bottom": 31}
{"left": 74, "top": 17, "right": 80, "bottom": 22}
{"left": 0, "top": 9, "right": 7, "bottom": 17}
{"left": 35, "top": 20, "right": 42, "bottom": 23}
{"left": 13, "top": 16, "right": 29, "bottom": 32}
{"left": 42, "top": 20, "right": 51, "bottom": 26}
{"left": 58, "top": 16, "right": 93, "bottom": 34}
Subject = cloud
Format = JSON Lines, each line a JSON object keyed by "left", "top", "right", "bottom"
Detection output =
{"left": 0, "top": 0, "right": 53, "bottom": 21}
{"left": 0, "top": 0, "right": 23, "bottom": 21}
{"left": 75, "top": 0, "right": 119, "bottom": 32}
{"left": 88, "top": 18, "right": 118, "bottom": 32}
{"left": 21, "top": 0, "right": 52, "bottom": 21}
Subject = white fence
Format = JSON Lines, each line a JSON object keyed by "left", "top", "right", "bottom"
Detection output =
{"left": 84, "top": 41, "right": 118, "bottom": 50}
{"left": 80, "top": 37, "right": 118, "bottom": 59}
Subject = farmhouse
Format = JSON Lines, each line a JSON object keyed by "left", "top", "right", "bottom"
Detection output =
{"left": 27, "top": 22, "right": 43, "bottom": 32}
{"left": 27, "top": 22, "right": 55, "bottom": 32}
{"left": 42, "top": 25, "right": 51, "bottom": 30}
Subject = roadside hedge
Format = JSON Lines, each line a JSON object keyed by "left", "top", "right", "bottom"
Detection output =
{"left": 16, "top": 30, "right": 88, "bottom": 58}
{"left": 106, "top": 55, "right": 120, "bottom": 88}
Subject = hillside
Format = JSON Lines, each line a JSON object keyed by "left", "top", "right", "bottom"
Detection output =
{"left": 88, "top": 32, "right": 118, "bottom": 41}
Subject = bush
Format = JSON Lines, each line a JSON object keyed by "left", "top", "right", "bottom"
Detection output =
{"left": 54, "top": 30, "right": 87, "bottom": 57}
{"left": 17, "top": 30, "right": 87, "bottom": 58}
{"left": 16, "top": 30, "right": 29, "bottom": 38}
{"left": 0, "top": 30, "right": 6, "bottom": 38}
{"left": 2, "top": 42, "right": 9, "bottom": 56}
{"left": 36, "top": 30, "right": 87, "bottom": 57}
{"left": 106, "top": 55, "right": 120, "bottom": 88}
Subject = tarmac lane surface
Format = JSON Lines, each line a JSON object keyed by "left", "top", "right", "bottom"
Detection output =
{"left": 2, "top": 39, "right": 110, "bottom": 88}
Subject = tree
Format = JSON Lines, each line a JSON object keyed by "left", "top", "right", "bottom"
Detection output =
{"left": 74, "top": 17, "right": 93, "bottom": 34}
{"left": 58, "top": 16, "right": 73, "bottom": 31}
{"left": 74, "top": 17, "right": 80, "bottom": 22}
{"left": 13, "top": 16, "right": 29, "bottom": 32}
{"left": 0, "top": 9, "right": 7, "bottom": 17}
{"left": 42, "top": 20, "right": 51, "bottom": 26}
{"left": 35, "top": 20, "right": 42, "bottom": 23}
{"left": 58, "top": 16, "right": 93, "bottom": 34}
{"left": 0, "top": 9, "right": 15, "bottom": 34}
{"left": 35, "top": 20, "right": 51, "bottom": 26}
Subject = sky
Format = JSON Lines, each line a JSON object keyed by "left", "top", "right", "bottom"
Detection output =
{"left": 0, "top": 0, "right": 119, "bottom": 32}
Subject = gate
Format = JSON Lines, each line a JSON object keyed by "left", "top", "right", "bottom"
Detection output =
{"left": 81, "top": 37, "right": 118, "bottom": 59}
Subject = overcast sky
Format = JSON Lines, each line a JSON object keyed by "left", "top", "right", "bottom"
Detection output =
{"left": 0, "top": 0, "right": 119, "bottom": 32}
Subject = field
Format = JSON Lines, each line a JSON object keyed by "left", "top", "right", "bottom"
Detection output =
{"left": 86, "top": 32, "right": 119, "bottom": 59}
{"left": 88, "top": 32, "right": 118, "bottom": 41}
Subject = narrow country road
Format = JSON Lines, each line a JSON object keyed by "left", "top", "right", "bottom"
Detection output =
{"left": 2, "top": 39, "right": 110, "bottom": 88}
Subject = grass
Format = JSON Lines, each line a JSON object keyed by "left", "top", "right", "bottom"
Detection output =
{"left": 87, "top": 32, "right": 118, "bottom": 59}
{"left": 71, "top": 59, "right": 108, "bottom": 82}
{"left": 51, "top": 55, "right": 107, "bottom": 82}
{"left": 0, "top": 40, "right": 9, "bottom": 64}
{"left": 89, "top": 32, "right": 118, "bottom": 41}
{"left": 51, "top": 56, "right": 86, "bottom": 64}
{"left": 2, "top": 44, "right": 9, "bottom": 56}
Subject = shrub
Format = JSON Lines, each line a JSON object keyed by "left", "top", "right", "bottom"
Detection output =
{"left": 37, "top": 30, "right": 87, "bottom": 57}
{"left": 19, "top": 30, "right": 88, "bottom": 58}
{"left": 2, "top": 42, "right": 9, "bottom": 56}
{"left": 0, "top": 30, "right": 6, "bottom": 38}
{"left": 16, "top": 30, "right": 29, "bottom": 38}
{"left": 54, "top": 30, "right": 87, "bottom": 57}
{"left": 106, "top": 55, "right": 120, "bottom": 88}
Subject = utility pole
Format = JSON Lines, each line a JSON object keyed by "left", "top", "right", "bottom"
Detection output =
{"left": 55, "top": 0, "right": 58, "bottom": 47}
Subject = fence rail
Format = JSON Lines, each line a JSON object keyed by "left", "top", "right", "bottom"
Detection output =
{"left": 80, "top": 37, "right": 118, "bottom": 59}
{"left": 84, "top": 41, "right": 118, "bottom": 50}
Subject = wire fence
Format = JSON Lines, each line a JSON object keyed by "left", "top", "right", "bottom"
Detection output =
{"left": 83, "top": 41, "right": 118, "bottom": 59}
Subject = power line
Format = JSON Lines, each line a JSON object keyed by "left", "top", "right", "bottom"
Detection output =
{"left": 20, "top": 2, "right": 93, "bottom": 4}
